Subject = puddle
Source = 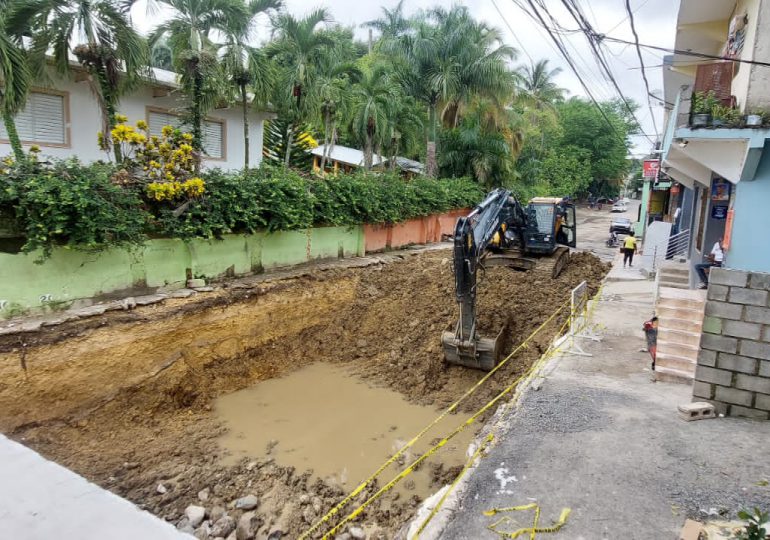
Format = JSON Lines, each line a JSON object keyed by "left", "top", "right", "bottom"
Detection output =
{"left": 215, "top": 363, "right": 475, "bottom": 497}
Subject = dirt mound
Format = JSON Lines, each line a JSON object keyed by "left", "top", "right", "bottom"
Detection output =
{"left": 5, "top": 249, "right": 608, "bottom": 538}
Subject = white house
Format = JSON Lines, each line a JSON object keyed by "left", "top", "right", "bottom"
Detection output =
{"left": 0, "top": 67, "right": 273, "bottom": 171}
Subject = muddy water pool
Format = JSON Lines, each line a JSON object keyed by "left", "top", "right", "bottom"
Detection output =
{"left": 215, "top": 363, "right": 476, "bottom": 497}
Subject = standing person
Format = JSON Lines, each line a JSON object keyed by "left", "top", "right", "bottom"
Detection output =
{"left": 695, "top": 238, "right": 724, "bottom": 288}
{"left": 672, "top": 206, "right": 682, "bottom": 234}
{"left": 623, "top": 233, "right": 638, "bottom": 268}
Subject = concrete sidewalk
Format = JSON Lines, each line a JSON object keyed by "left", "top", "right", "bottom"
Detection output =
{"left": 440, "top": 257, "right": 770, "bottom": 539}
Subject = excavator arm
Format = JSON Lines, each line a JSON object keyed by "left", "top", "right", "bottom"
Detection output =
{"left": 441, "top": 189, "right": 525, "bottom": 370}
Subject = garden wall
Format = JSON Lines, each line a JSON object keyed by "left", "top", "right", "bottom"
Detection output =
{"left": 693, "top": 267, "right": 770, "bottom": 419}
{"left": 0, "top": 209, "right": 469, "bottom": 318}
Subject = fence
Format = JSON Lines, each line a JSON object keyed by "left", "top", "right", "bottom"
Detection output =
{"left": 651, "top": 229, "right": 691, "bottom": 273}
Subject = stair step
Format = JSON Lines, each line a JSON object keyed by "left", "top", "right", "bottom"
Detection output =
{"left": 659, "top": 280, "right": 690, "bottom": 289}
{"left": 656, "top": 351, "right": 698, "bottom": 371}
{"left": 657, "top": 340, "right": 700, "bottom": 359}
{"left": 658, "top": 287, "right": 707, "bottom": 301}
{"left": 657, "top": 297, "right": 705, "bottom": 312}
{"left": 656, "top": 306, "right": 704, "bottom": 321}
{"left": 658, "top": 328, "right": 702, "bottom": 347}
{"left": 657, "top": 316, "right": 703, "bottom": 333}
{"left": 654, "top": 365, "right": 695, "bottom": 384}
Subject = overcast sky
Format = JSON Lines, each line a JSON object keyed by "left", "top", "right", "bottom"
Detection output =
{"left": 132, "top": 0, "right": 679, "bottom": 156}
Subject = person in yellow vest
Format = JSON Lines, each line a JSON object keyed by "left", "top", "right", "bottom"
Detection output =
{"left": 622, "top": 233, "right": 638, "bottom": 268}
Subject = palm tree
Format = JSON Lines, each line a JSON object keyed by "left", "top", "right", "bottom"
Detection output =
{"left": 220, "top": 0, "right": 283, "bottom": 169}
{"left": 11, "top": 0, "right": 149, "bottom": 163}
{"left": 350, "top": 65, "right": 395, "bottom": 169}
{"left": 517, "top": 59, "right": 564, "bottom": 109}
{"left": 150, "top": 0, "right": 248, "bottom": 165}
{"left": 0, "top": 1, "right": 31, "bottom": 161}
{"left": 266, "top": 8, "right": 332, "bottom": 166}
{"left": 391, "top": 6, "right": 515, "bottom": 177}
{"left": 363, "top": 0, "right": 410, "bottom": 40}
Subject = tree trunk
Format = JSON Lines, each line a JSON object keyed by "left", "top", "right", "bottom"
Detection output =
{"left": 105, "top": 103, "right": 122, "bottom": 164}
{"left": 426, "top": 101, "right": 438, "bottom": 177}
{"left": 364, "top": 134, "right": 373, "bottom": 170}
{"left": 320, "top": 109, "right": 331, "bottom": 171}
{"left": 192, "top": 64, "right": 204, "bottom": 174}
{"left": 284, "top": 124, "right": 294, "bottom": 168}
{"left": 241, "top": 84, "right": 250, "bottom": 169}
{"left": 2, "top": 109, "right": 25, "bottom": 162}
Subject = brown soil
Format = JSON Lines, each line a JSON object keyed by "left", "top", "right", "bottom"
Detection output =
{"left": 0, "top": 249, "right": 608, "bottom": 539}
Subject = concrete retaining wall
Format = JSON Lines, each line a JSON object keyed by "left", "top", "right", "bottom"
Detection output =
{"left": 0, "top": 208, "right": 470, "bottom": 318}
{"left": 693, "top": 267, "right": 770, "bottom": 419}
{"left": 0, "top": 226, "right": 365, "bottom": 317}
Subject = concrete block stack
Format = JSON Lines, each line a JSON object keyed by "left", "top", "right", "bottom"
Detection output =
{"left": 693, "top": 268, "right": 770, "bottom": 419}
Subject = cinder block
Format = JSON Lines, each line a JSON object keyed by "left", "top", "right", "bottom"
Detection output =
{"left": 695, "top": 365, "right": 733, "bottom": 386}
{"left": 756, "top": 393, "right": 770, "bottom": 411}
{"left": 715, "top": 385, "right": 753, "bottom": 406}
{"left": 678, "top": 401, "right": 716, "bottom": 421}
{"left": 710, "top": 268, "right": 748, "bottom": 287}
{"left": 729, "top": 287, "right": 768, "bottom": 306}
{"left": 700, "top": 333, "right": 738, "bottom": 354}
{"left": 717, "top": 353, "right": 757, "bottom": 374}
{"left": 763, "top": 326, "right": 770, "bottom": 343}
{"left": 748, "top": 272, "right": 770, "bottom": 291}
{"left": 697, "top": 349, "right": 717, "bottom": 367}
{"left": 704, "top": 399, "right": 729, "bottom": 415}
{"left": 760, "top": 361, "right": 770, "bottom": 377}
{"left": 702, "top": 316, "right": 722, "bottom": 335}
{"left": 705, "top": 300, "right": 743, "bottom": 321}
{"left": 729, "top": 405, "right": 769, "bottom": 420}
{"left": 740, "top": 340, "right": 770, "bottom": 361}
{"left": 722, "top": 320, "right": 762, "bottom": 340}
{"left": 692, "top": 380, "right": 714, "bottom": 399}
{"left": 744, "top": 306, "right": 770, "bottom": 324}
{"left": 735, "top": 374, "right": 770, "bottom": 394}
{"left": 707, "top": 284, "right": 729, "bottom": 302}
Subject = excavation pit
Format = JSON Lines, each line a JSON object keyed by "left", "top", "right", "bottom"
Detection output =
{"left": 0, "top": 248, "right": 608, "bottom": 538}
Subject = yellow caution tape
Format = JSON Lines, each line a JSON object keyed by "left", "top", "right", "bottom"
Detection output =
{"left": 299, "top": 299, "right": 570, "bottom": 540}
{"left": 485, "top": 504, "right": 571, "bottom": 539}
{"left": 410, "top": 433, "right": 495, "bottom": 539}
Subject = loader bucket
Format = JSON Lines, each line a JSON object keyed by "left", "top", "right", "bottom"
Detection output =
{"left": 441, "top": 328, "right": 503, "bottom": 371}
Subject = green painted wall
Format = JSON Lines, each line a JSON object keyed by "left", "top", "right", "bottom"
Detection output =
{"left": 0, "top": 226, "right": 364, "bottom": 317}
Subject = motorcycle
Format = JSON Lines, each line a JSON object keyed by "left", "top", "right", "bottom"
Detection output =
{"left": 606, "top": 232, "right": 619, "bottom": 248}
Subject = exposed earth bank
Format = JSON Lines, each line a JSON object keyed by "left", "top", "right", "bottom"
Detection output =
{"left": 1, "top": 248, "right": 608, "bottom": 539}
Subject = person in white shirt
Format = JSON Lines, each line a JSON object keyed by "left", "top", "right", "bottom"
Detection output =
{"left": 695, "top": 238, "right": 724, "bottom": 288}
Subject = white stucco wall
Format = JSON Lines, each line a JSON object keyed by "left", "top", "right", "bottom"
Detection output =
{"left": 0, "top": 74, "right": 269, "bottom": 171}
{"left": 732, "top": 0, "right": 761, "bottom": 111}
{"left": 746, "top": 0, "right": 770, "bottom": 110}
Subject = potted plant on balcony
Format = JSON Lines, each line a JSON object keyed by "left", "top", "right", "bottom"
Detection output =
{"left": 712, "top": 104, "right": 743, "bottom": 128}
{"left": 692, "top": 91, "right": 718, "bottom": 127}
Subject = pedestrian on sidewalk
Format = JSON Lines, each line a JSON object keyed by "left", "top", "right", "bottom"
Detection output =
{"left": 622, "top": 233, "right": 638, "bottom": 268}
{"left": 695, "top": 238, "right": 724, "bottom": 288}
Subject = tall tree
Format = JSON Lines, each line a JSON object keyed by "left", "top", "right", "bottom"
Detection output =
{"left": 266, "top": 8, "right": 332, "bottom": 166}
{"left": 150, "top": 0, "right": 248, "bottom": 166}
{"left": 220, "top": 0, "right": 283, "bottom": 168}
{"left": 363, "top": 0, "right": 409, "bottom": 40}
{"left": 0, "top": 1, "right": 31, "bottom": 161}
{"left": 12, "top": 0, "right": 149, "bottom": 163}
{"left": 350, "top": 64, "right": 395, "bottom": 169}
{"left": 517, "top": 59, "right": 564, "bottom": 109}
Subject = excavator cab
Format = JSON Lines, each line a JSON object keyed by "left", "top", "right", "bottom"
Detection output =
{"left": 525, "top": 198, "right": 577, "bottom": 253}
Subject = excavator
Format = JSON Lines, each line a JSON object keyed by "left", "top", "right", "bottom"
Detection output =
{"left": 441, "top": 189, "right": 577, "bottom": 371}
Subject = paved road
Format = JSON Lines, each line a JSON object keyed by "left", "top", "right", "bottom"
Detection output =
{"left": 437, "top": 203, "right": 770, "bottom": 540}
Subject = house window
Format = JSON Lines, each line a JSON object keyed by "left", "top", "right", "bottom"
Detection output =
{"left": 147, "top": 110, "right": 224, "bottom": 159}
{"left": 0, "top": 91, "right": 66, "bottom": 145}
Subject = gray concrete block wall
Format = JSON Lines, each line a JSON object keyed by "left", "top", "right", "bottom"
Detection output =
{"left": 694, "top": 268, "right": 770, "bottom": 419}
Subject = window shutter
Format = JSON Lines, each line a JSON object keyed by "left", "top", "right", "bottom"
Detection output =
{"left": 0, "top": 92, "right": 65, "bottom": 144}
{"left": 202, "top": 120, "right": 223, "bottom": 159}
{"left": 148, "top": 111, "right": 181, "bottom": 138}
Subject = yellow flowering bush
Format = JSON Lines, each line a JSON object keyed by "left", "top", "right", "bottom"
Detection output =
{"left": 102, "top": 115, "right": 205, "bottom": 203}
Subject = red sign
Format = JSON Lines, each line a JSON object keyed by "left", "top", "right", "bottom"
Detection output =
{"left": 643, "top": 159, "right": 660, "bottom": 179}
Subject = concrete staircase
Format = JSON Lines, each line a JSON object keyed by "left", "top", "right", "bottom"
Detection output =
{"left": 654, "top": 286, "right": 706, "bottom": 383}
{"left": 657, "top": 261, "right": 690, "bottom": 289}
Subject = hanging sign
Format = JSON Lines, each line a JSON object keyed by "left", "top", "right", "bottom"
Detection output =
{"left": 711, "top": 205, "right": 728, "bottom": 220}
{"left": 643, "top": 159, "right": 660, "bottom": 178}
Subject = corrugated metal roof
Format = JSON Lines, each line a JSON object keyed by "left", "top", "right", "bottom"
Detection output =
{"left": 310, "top": 145, "right": 385, "bottom": 167}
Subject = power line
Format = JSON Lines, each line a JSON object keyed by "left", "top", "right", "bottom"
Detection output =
{"left": 513, "top": 0, "right": 619, "bottom": 134}
{"left": 624, "top": 0, "right": 658, "bottom": 137}
{"left": 605, "top": 0, "right": 652, "bottom": 35}
{"left": 489, "top": 0, "right": 534, "bottom": 64}
{"left": 597, "top": 34, "right": 770, "bottom": 68}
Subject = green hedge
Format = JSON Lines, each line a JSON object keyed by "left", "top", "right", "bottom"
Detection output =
{"left": 0, "top": 161, "right": 483, "bottom": 255}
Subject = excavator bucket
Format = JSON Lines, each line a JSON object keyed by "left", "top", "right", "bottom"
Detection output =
{"left": 441, "top": 328, "right": 503, "bottom": 371}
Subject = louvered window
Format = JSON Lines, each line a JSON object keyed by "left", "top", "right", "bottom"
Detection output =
{"left": 147, "top": 110, "right": 224, "bottom": 159}
{"left": 0, "top": 91, "right": 66, "bottom": 145}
